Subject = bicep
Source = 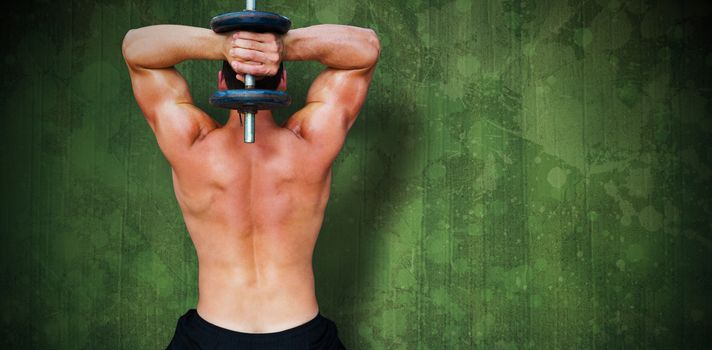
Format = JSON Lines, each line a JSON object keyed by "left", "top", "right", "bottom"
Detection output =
{"left": 127, "top": 64, "right": 217, "bottom": 160}
{"left": 292, "top": 67, "right": 375, "bottom": 156}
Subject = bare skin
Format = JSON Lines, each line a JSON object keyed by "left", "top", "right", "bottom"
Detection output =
{"left": 122, "top": 24, "right": 379, "bottom": 333}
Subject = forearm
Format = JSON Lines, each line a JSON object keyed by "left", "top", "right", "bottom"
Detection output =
{"left": 283, "top": 25, "right": 380, "bottom": 70}
{"left": 122, "top": 25, "right": 226, "bottom": 69}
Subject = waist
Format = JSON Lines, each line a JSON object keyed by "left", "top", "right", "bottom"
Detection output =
{"left": 187, "top": 308, "right": 329, "bottom": 340}
{"left": 196, "top": 265, "right": 319, "bottom": 333}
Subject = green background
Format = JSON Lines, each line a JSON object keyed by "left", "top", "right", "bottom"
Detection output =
{"left": 1, "top": 0, "right": 711, "bottom": 349}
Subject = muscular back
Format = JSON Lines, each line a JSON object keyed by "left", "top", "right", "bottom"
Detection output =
{"left": 174, "top": 113, "right": 331, "bottom": 274}
{"left": 168, "top": 111, "right": 338, "bottom": 332}
{"left": 122, "top": 24, "right": 380, "bottom": 333}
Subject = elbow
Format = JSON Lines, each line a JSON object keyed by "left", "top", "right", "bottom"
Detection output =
{"left": 364, "top": 29, "right": 381, "bottom": 67}
{"left": 121, "top": 29, "right": 139, "bottom": 66}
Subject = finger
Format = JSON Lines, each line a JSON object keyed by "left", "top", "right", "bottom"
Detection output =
{"left": 230, "top": 57, "right": 261, "bottom": 65}
{"left": 235, "top": 74, "right": 245, "bottom": 82}
{"left": 234, "top": 31, "right": 277, "bottom": 43}
{"left": 229, "top": 48, "right": 270, "bottom": 64}
{"left": 231, "top": 38, "right": 269, "bottom": 52}
{"left": 230, "top": 60, "right": 260, "bottom": 71}
{"left": 231, "top": 60, "right": 275, "bottom": 76}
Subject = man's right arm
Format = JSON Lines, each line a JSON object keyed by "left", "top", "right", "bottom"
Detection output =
{"left": 283, "top": 25, "right": 380, "bottom": 161}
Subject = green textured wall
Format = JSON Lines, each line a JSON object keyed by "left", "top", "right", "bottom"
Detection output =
{"left": 1, "top": 0, "right": 711, "bottom": 349}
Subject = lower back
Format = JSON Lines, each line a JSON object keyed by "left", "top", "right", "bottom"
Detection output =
{"left": 196, "top": 255, "right": 320, "bottom": 333}
{"left": 181, "top": 194, "right": 326, "bottom": 332}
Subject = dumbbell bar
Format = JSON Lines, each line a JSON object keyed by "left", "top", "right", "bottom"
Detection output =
{"left": 209, "top": 1, "right": 292, "bottom": 143}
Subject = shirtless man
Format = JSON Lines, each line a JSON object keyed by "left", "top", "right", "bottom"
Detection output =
{"left": 121, "top": 22, "right": 380, "bottom": 349}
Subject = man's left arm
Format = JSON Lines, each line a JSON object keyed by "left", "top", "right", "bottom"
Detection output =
{"left": 121, "top": 25, "right": 231, "bottom": 162}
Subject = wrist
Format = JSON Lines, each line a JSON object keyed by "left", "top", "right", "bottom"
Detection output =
{"left": 281, "top": 29, "right": 304, "bottom": 62}
{"left": 203, "top": 28, "right": 229, "bottom": 61}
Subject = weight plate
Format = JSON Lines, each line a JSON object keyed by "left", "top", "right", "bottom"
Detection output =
{"left": 210, "top": 11, "right": 291, "bottom": 34}
{"left": 209, "top": 89, "right": 292, "bottom": 111}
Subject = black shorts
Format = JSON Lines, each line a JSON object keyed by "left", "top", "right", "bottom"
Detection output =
{"left": 166, "top": 309, "right": 346, "bottom": 350}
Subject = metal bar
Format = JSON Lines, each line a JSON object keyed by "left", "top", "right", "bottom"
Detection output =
{"left": 245, "top": 76, "right": 255, "bottom": 88}
{"left": 244, "top": 0, "right": 256, "bottom": 88}
{"left": 244, "top": 0, "right": 256, "bottom": 143}
{"left": 244, "top": 112, "right": 255, "bottom": 143}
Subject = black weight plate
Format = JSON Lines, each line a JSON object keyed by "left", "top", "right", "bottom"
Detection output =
{"left": 209, "top": 89, "right": 292, "bottom": 111}
{"left": 210, "top": 11, "right": 291, "bottom": 34}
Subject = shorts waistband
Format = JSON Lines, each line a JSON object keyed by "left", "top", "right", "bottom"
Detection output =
{"left": 187, "top": 309, "right": 326, "bottom": 342}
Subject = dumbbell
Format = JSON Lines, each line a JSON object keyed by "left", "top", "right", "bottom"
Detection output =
{"left": 209, "top": 0, "right": 292, "bottom": 143}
